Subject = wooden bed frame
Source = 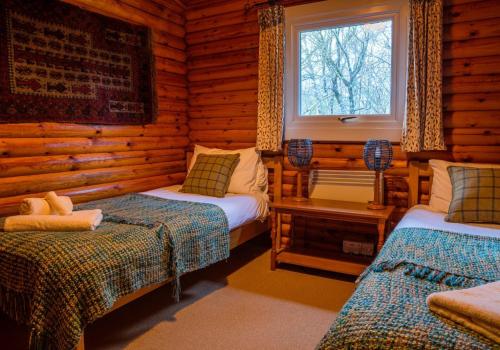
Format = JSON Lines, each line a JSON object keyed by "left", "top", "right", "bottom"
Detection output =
{"left": 76, "top": 152, "right": 282, "bottom": 350}
{"left": 408, "top": 161, "right": 433, "bottom": 208}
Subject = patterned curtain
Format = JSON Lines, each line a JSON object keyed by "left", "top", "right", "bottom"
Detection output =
{"left": 256, "top": 5, "right": 285, "bottom": 152}
{"left": 401, "top": 0, "right": 446, "bottom": 152}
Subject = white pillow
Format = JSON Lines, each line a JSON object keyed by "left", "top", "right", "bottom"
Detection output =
{"left": 429, "top": 159, "right": 500, "bottom": 213}
{"left": 189, "top": 145, "right": 260, "bottom": 194}
{"left": 252, "top": 158, "right": 268, "bottom": 194}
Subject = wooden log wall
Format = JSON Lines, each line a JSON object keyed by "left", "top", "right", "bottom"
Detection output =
{"left": 1, "top": 0, "right": 498, "bottom": 228}
{"left": 0, "top": 0, "right": 189, "bottom": 216}
{"left": 186, "top": 0, "right": 500, "bottom": 248}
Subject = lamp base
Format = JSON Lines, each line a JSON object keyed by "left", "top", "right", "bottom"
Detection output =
{"left": 367, "top": 202, "right": 386, "bottom": 210}
{"left": 292, "top": 170, "right": 309, "bottom": 202}
{"left": 367, "top": 170, "right": 386, "bottom": 210}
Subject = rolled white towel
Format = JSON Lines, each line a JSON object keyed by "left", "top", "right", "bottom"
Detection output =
{"left": 19, "top": 198, "right": 52, "bottom": 215}
{"left": 3, "top": 210, "right": 103, "bottom": 232}
{"left": 45, "top": 191, "right": 74, "bottom": 215}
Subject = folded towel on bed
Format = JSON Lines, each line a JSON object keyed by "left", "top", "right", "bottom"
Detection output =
{"left": 427, "top": 281, "right": 500, "bottom": 343}
{"left": 45, "top": 191, "right": 73, "bottom": 215}
{"left": 19, "top": 198, "right": 52, "bottom": 215}
{"left": 3, "top": 209, "right": 103, "bottom": 232}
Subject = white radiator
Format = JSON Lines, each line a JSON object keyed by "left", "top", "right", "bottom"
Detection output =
{"left": 308, "top": 169, "right": 375, "bottom": 203}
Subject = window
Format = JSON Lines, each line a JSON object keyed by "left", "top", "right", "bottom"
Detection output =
{"left": 285, "top": 0, "right": 408, "bottom": 141}
{"left": 300, "top": 20, "right": 393, "bottom": 116}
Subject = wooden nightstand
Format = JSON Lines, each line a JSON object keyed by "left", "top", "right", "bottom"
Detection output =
{"left": 270, "top": 198, "right": 395, "bottom": 276}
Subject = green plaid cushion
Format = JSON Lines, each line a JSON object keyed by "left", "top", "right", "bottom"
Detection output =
{"left": 446, "top": 166, "right": 500, "bottom": 224}
{"left": 181, "top": 153, "right": 240, "bottom": 197}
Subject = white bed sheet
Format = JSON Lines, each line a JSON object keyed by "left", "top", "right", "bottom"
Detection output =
{"left": 141, "top": 185, "right": 269, "bottom": 231}
{"left": 396, "top": 205, "right": 500, "bottom": 239}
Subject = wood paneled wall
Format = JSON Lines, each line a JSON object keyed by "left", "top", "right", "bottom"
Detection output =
{"left": 0, "top": 0, "right": 189, "bottom": 216}
{"left": 1, "top": 0, "right": 498, "bottom": 224}
{"left": 186, "top": 0, "right": 260, "bottom": 149}
{"left": 186, "top": 0, "right": 500, "bottom": 244}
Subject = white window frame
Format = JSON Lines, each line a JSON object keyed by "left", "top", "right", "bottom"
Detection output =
{"left": 284, "top": 0, "right": 408, "bottom": 141}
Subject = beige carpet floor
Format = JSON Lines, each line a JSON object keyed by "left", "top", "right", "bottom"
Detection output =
{"left": 0, "top": 237, "right": 355, "bottom": 350}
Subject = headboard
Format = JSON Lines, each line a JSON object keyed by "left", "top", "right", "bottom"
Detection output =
{"left": 186, "top": 152, "right": 283, "bottom": 200}
{"left": 408, "top": 161, "right": 433, "bottom": 208}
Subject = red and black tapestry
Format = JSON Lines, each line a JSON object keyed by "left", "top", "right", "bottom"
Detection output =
{"left": 0, "top": 0, "right": 157, "bottom": 124}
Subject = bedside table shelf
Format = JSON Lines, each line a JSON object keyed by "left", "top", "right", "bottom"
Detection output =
{"left": 270, "top": 198, "right": 395, "bottom": 276}
{"left": 277, "top": 247, "right": 371, "bottom": 276}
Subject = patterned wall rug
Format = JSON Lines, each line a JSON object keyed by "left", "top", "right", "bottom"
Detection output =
{"left": 0, "top": 0, "right": 157, "bottom": 124}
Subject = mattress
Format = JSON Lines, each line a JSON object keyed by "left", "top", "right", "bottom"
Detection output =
{"left": 396, "top": 204, "right": 500, "bottom": 239}
{"left": 141, "top": 185, "right": 269, "bottom": 231}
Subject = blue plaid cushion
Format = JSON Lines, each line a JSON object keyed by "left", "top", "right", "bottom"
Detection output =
{"left": 446, "top": 166, "right": 500, "bottom": 224}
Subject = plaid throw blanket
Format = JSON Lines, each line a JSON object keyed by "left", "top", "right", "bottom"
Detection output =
{"left": 0, "top": 194, "right": 229, "bottom": 350}
{"left": 317, "top": 227, "right": 500, "bottom": 350}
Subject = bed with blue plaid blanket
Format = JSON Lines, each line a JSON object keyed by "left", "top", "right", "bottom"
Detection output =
{"left": 0, "top": 194, "right": 229, "bottom": 350}
{"left": 317, "top": 227, "right": 500, "bottom": 350}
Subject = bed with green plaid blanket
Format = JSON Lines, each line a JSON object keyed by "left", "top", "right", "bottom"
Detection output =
{"left": 0, "top": 194, "right": 229, "bottom": 350}
{"left": 317, "top": 227, "right": 500, "bottom": 350}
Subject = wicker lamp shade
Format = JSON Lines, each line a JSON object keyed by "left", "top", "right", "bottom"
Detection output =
{"left": 363, "top": 139, "right": 393, "bottom": 210}
{"left": 363, "top": 139, "right": 393, "bottom": 171}
{"left": 287, "top": 139, "right": 313, "bottom": 201}
{"left": 287, "top": 139, "right": 313, "bottom": 169}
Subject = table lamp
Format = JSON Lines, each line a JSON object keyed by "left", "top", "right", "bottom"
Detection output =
{"left": 363, "top": 139, "right": 393, "bottom": 210}
{"left": 287, "top": 139, "right": 313, "bottom": 202}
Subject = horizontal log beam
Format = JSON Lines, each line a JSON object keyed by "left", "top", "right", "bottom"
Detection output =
{"left": 0, "top": 137, "right": 189, "bottom": 157}
{"left": 444, "top": 74, "right": 500, "bottom": 94}
{"left": 444, "top": 37, "right": 500, "bottom": 59}
{"left": 186, "top": 21, "right": 259, "bottom": 45}
{"left": 444, "top": 55, "right": 500, "bottom": 76}
{"left": 444, "top": 93, "right": 500, "bottom": 110}
{"left": 188, "top": 34, "right": 259, "bottom": 57}
{"left": 189, "top": 130, "right": 257, "bottom": 142}
{"left": 189, "top": 142, "right": 257, "bottom": 150}
{"left": 189, "top": 76, "right": 258, "bottom": 94}
{"left": 444, "top": 0, "right": 500, "bottom": 24}
{"left": 0, "top": 149, "right": 185, "bottom": 178}
{"left": 445, "top": 134, "right": 500, "bottom": 145}
{"left": 189, "top": 103, "right": 257, "bottom": 118}
{"left": 186, "top": 0, "right": 256, "bottom": 21}
{"left": 0, "top": 123, "right": 188, "bottom": 138}
{"left": 186, "top": 10, "right": 257, "bottom": 33}
{"left": 290, "top": 143, "right": 407, "bottom": 160}
{"left": 444, "top": 17, "right": 500, "bottom": 42}
{"left": 189, "top": 90, "right": 258, "bottom": 106}
{"left": 188, "top": 62, "right": 258, "bottom": 82}
{"left": 0, "top": 161, "right": 185, "bottom": 197}
{"left": 188, "top": 48, "right": 258, "bottom": 70}
{"left": 189, "top": 117, "right": 257, "bottom": 130}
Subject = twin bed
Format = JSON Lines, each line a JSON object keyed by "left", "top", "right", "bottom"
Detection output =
{"left": 317, "top": 162, "right": 500, "bottom": 349}
{"left": 0, "top": 151, "right": 282, "bottom": 350}
{"left": 142, "top": 185, "right": 269, "bottom": 232}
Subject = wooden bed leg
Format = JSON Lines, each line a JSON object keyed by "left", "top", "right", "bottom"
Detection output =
{"left": 271, "top": 209, "right": 277, "bottom": 270}
{"left": 376, "top": 219, "right": 387, "bottom": 252}
{"left": 76, "top": 333, "right": 85, "bottom": 350}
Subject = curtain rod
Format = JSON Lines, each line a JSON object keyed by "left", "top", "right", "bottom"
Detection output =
{"left": 248, "top": 0, "right": 278, "bottom": 11}
{"left": 248, "top": 0, "right": 326, "bottom": 12}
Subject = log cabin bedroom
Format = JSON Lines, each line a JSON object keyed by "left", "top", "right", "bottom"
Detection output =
{"left": 0, "top": 0, "right": 498, "bottom": 349}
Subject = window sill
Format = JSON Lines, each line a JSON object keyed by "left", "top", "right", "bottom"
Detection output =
{"left": 285, "top": 119, "right": 402, "bottom": 142}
